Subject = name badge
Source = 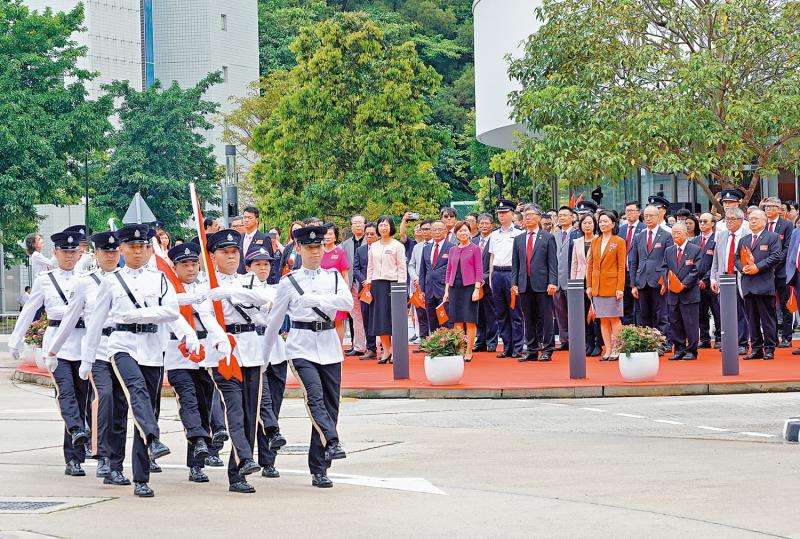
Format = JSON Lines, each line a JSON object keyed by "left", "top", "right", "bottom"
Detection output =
{"left": 760, "top": 245, "right": 768, "bottom": 251}
{"left": 685, "top": 259, "right": 694, "bottom": 266}
{"left": 654, "top": 242, "right": 662, "bottom": 249}
{"left": 256, "top": 239, "right": 263, "bottom": 244}
{"left": 706, "top": 249, "right": 715, "bottom": 255}
{"left": 442, "top": 253, "right": 449, "bottom": 259}
{"left": 332, "top": 254, "right": 339, "bottom": 260}
{"left": 609, "top": 244, "right": 617, "bottom": 250}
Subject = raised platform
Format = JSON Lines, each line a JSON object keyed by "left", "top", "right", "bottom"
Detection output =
{"left": 12, "top": 344, "right": 800, "bottom": 398}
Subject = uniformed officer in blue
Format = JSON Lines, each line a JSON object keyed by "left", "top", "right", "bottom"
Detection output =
{"left": 82, "top": 224, "right": 178, "bottom": 497}
{"left": 47, "top": 230, "right": 131, "bottom": 486}
{"left": 205, "top": 229, "right": 281, "bottom": 494}
{"left": 264, "top": 225, "right": 354, "bottom": 488}
{"left": 9, "top": 229, "right": 90, "bottom": 477}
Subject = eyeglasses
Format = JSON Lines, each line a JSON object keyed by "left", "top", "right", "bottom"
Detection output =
{"left": 724, "top": 217, "right": 743, "bottom": 222}
{"left": 763, "top": 204, "right": 779, "bottom": 209}
{"left": 420, "top": 227, "right": 431, "bottom": 231}
{"left": 698, "top": 219, "right": 712, "bottom": 223}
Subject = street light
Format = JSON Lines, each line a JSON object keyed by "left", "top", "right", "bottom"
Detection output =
{"left": 223, "top": 145, "right": 239, "bottom": 227}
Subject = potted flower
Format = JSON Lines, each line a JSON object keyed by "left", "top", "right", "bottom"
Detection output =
{"left": 419, "top": 327, "right": 466, "bottom": 386}
{"left": 615, "top": 325, "right": 666, "bottom": 382}
{"left": 24, "top": 314, "right": 48, "bottom": 369}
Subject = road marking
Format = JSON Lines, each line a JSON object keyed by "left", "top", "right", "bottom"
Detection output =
{"left": 739, "top": 432, "right": 775, "bottom": 438}
{"left": 615, "top": 413, "right": 647, "bottom": 419}
{"left": 0, "top": 409, "right": 57, "bottom": 414}
{"left": 696, "top": 426, "right": 729, "bottom": 432}
{"left": 579, "top": 407, "right": 606, "bottom": 413}
{"left": 540, "top": 403, "right": 566, "bottom": 406}
{"left": 653, "top": 420, "right": 685, "bottom": 425}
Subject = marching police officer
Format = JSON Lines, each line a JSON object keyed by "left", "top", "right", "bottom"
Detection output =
{"left": 82, "top": 224, "right": 177, "bottom": 497}
{"left": 9, "top": 229, "right": 90, "bottom": 477}
{"left": 264, "top": 225, "right": 354, "bottom": 488}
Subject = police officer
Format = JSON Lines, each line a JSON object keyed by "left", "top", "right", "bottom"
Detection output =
{"left": 46, "top": 231, "right": 131, "bottom": 485}
{"left": 9, "top": 229, "right": 90, "bottom": 477}
{"left": 716, "top": 189, "right": 751, "bottom": 235}
{"left": 205, "top": 229, "right": 280, "bottom": 494}
{"left": 489, "top": 199, "right": 525, "bottom": 358}
{"left": 64, "top": 225, "right": 96, "bottom": 275}
{"left": 647, "top": 195, "right": 673, "bottom": 233}
{"left": 81, "top": 224, "right": 177, "bottom": 497}
{"left": 164, "top": 242, "right": 230, "bottom": 484}
{"left": 264, "top": 225, "right": 354, "bottom": 488}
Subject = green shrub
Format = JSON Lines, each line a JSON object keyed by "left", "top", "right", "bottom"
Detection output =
{"left": 420, "top": 327, "right": 466, "bottom": 358}
{"left": 615, "top": 325, "right": 666, "bottom": 354}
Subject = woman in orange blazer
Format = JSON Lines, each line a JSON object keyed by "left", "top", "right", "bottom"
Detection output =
{"left": 586, "top": 211, "right": 627, "bottom": 360}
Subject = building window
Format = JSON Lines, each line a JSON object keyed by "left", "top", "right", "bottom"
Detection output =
{"left": 222, "top": 66, "right": 228, "bottom": 82}
{"left": 221, "top": 14, "right": 227, "bottom": 31}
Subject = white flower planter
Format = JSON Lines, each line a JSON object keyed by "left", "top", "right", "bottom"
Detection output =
{"left": 424, "top": 355, "right": 464, "bottom": 386}
{"left": 619, "top": 351, "right": 659, "bottom": 382}
{"left": 33, "top": 347, "right": 45, "bottom": 370}
{"left": 23, "top": 344, "right": 35, "bottom": 364}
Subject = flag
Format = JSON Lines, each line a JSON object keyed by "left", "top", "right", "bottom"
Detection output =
{"left": 788, "top": 287, "right": 798, "bottom": 314}
{"left": 569, "top": 193, "right": 576, "bottom": 208}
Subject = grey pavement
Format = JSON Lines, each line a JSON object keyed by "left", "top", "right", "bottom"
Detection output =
{"left": 0, "top": 354, "right": 799, "bottom": 538}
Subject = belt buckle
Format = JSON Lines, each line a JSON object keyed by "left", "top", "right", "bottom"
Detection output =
{"left": 233, "top": 324, "right": 241, "bottom": 333}
{"left": 134, "top": 323, "right": 143, "bottom": 333}
{"left": 314, "top": 321, "right": 324, "bottom": 332}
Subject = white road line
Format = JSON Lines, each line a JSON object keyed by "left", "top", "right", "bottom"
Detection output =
{"left": 653, "top": 420, "right": 685, "bottom": 425}
{"left": 579, "top": 407, "right": 606, "bottom": 413}
{"left": 540, "top": 403, "right": 566, "bottom": 406}
{"left": 615, "top": 413, "right": 647, "bottom": 419}
{"left": 696, "top": 426, "right": 729, "bottom": 432}
{"left": 739, "top": 432, "right": 775, "bottom": 438}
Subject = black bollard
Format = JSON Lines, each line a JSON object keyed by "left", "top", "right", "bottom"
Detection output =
{"left": 567, "top": 279, "right": 587, "bottom": 379}
{"left": 391, "top": 282, "right": 409, "bottom": 379}
{"left": 718, "top": 274, "right": 739, "bottom": 376}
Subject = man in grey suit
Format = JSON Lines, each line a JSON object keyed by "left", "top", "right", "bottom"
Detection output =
{"left": 408, "top": 219, "right": 433, "bottom": 341}
{"left": 472, "top": 214, "right": 497, "bottom": 352}
{"left": 341, "top": 214, "right": 367, "bottom": 356}
{"left": 553, "top": 206, "right": 580, "bottom": 351}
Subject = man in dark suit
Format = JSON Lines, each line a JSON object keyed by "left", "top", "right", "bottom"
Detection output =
{"left": 472, "top": 214, "right": 497, "bottom": 352}
{"left": 237, "top": 206, "right": 275, "bottom": 279}
{"left": 511, "top": 204, "right": 558, "bottom": 362}
{"left": 629, "top": 205, "right": 674, "bottom": 349}
{"left": 692, "top": 213, "right": 721, "bottom": 348}
{"left": 763, "top": 196, "right": 794, "bottom": 347}
{"left": 618, "top": 201, "right": 646, "bottom": 324}
{"left": 419, "top": 220, "right": 453, "bottom": 334}
{"left": 785, "top": 227, "right": 800, "bottom": 355}
{"left": 663, "top": 223, "right": 701, "bottom": 360}
{"left": 353, "top": 222, "right": 379, "bottom": 359}
{"left": 736, "top": 209, "right": 781, "bottom": 360}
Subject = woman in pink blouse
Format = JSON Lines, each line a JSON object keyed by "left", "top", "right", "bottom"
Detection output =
{"left": 366, "top": 215, "right": 407, "bottom": 364}
{"left": 321, "top": 223, "right": 351, "bottom": 342}
{"left": 442, "top": 221, "right": 484, "bottom": 361}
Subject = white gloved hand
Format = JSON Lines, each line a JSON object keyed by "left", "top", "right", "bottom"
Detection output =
{"left": 78, "top": 361, "right": 92, "bottom": 380}
{"left": 185, "top": 334, "right": 201, "bottom": 356}
{"left": 299, "top": 295, "right": 322, "bottom": 309}
{"left": 215, "top": 339, "right": 232, "bottom": 358}
{"left": 177, "top": 292, "right": 196, "bottom": 306}
{"left": 209, "top": 287, "right": 236, "bottom": 301}
{"left": 119, "top": 310, "right": 144, "bottom": 323}
{"left": 45, "top": 354, "right": 58, "bottom": 373}
{"left": 10, "top": 348, "right": 21, "bottom": 361}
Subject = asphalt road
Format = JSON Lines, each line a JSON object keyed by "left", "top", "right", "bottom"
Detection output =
{"left": 0, "top": 357, "right": 799, "bottom": 539}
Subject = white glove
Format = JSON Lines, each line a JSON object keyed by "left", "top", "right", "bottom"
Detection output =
{"left": 215, "top": 339, "right": 232, "bottom": 358}
{"left": 178, "top": 292, "right": 208, "bottom": 305}
{"left": 119, "top": 310, "right": 144, "bottom": 323}
{"left": 209, "top": 287, "right": 236, "bottom": 301}
{"left": 45, "top": 355, "right": 58, "bottom": 373}
{"left": 299, "top": 295, "right": 322, "bottom": 309}
{"left": 185, "top": 334, "right": 201, "bottom": 356}
{"left": 78, "top": 361, "right": 92, "bottom": 380}
{"left": 10, "top": 348, "right": 21, "bottom": 361}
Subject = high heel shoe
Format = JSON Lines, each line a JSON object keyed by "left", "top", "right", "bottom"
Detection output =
{"left": 378, "top": 354, "right": 392, "bottom": 364}
{"left": 464, "top": 355, "right": 472, "bottom": 362}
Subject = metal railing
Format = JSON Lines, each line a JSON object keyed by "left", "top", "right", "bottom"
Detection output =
{"left": 0, "top": 313, "right": 20, "bottom": 335}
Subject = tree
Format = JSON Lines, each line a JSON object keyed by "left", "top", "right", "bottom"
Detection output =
{"left": 258, "top": 0, "right": 332, "bottom": 74}
{"left": 94, "top": 74, "right": 222, "bottom": 237}
{"left": 251, "top": 12, "right": 449, "bottom": 227}
{"left": 508, "top": 0, "right": 800, "bottom": 209}
{"left": 0, "top": 1, "right": 111, "bottom": 263}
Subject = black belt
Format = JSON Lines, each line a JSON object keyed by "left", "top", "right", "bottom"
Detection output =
{"left": 115, "top": 323, "right": 158, "bottom": 334}
{"left": 225, "top": 323, "right": 256, "bottom": 334}
{"left": 102, "top": 327, "right": 115, "bottom": 336}
{"left": 48, "top": 318, "right": 85, "bottom": 328}
{"left": 170, "top": 331, "right": 208, "bottom": 340}
{"left": 493, "top": 266, "right": 512, "bottom": 272}
{"left": 255, "top": 325, "right": 266, "bottom": 336}
{"left": 291, "top": 320, "right": 335, "bottom": 332}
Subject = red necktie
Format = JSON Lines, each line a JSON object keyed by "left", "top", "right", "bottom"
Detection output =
{"left": 646, "top": 230, "right": 653, "bottom": 253}
{"left": 626, "top": 225, "right": 634, "bottom": 251}
{"left": 700, "top": 236, "right": 707, "bottom": 252}
{"left": 752, "top": 234, "right": 758, "bottom": 249}
{"left": 677, "top": 246, "right": 682, "bottom": 265}
{"left": 526, "top": 232, "right": 534, "bottom": 276}
{"left": 432, "top": 242, "right": 440, "bottom": 265}
{"left": 769, "top": 222, "right": 775, "bottom": 233}
{"left": 727, "top": 235, "right": 735, "bottom": 274}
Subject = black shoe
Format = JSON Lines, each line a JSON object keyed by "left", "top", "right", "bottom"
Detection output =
{"left": 324, "top": 441, "right": 346, "bottom": 461}
{"left": 737, "top": 346, "right": 748, "bottom": 355}
{"left": 698, "top": 342, "right": 711, "bottom": 349}
{"left": 70, "top": 428, "right": 89, "bottom": 447}
{"left": 600, "top": 356, "right": 609, "bottom": 362}
{"left": 792, "top": 348, "right": 800, "bottom": 356}
{"left": 487, "top": 346, "right": 497, "bottom": 353}
{"left": 472, "top": 343, "right": 487, "bottom": 352}
{"left": 764, "top": 351, "right": 774, "bottom": 360}
{"left": 64, "top": 460, "right": 85, "bottom": 477}
{"left": 519, "top": 353, "right": 537, "bottom": 363}
{"left": 96, "top": 457, "right": 111, "bottom": 478}
{"left": 362, "top": 350, "right": 377, "bottom": 360}
{"left": 312, "top": 473, "right": 333, "bottom": 488}
{"left": 103, "top": 470, "right": 131, "bottom": 485}
{"left": 345, "top": 349, "right": 365, "bottom": 357}
{"left": 148, "top": 438, "right": 170, "bottom": 461}
{"left": 262, "top": 465, "right": 280, "bottom": 478}
{"left": 229, "top": 481, "right": 255, "bottom": 493}
{"left": 540, "top": 352, "right": 553, "bottom": 362}
{"left": 713, "top": 342, "right": 721, "bottom": 349}
{"left": 778, "top": 341, "right": 791, "bottom": 348}
{"left": 268, "top": 431, "right": 287, "bottom": 452}
{"left": 668, "top": 352, "right": 685, "bottom": 360}
{"left": 744, "top": 350, "right": 764, "bottom": 360}
{"left": 189, "top": 466, "right": 209, "bottom": 483}
{"left": 682, "top": 353, "right": 697, "bottom": 360}
{"left": 239, "top": 458, "right": 261, "bottom": 476}
{"left": 496, "top": 351, "right": 512, "bottom": 358}
{"left": 149, "top": 459, "right": 161, "bottom": 473}
{"left": 590, "top": 347, "right": 603, "bottom": 357}
{"left": 205, "top": 455, "right": 224, "bottom": 467}
{"left": 557, "top": 343, "right": 569, "bottom": 351}
{"left": 193, "top": 438, "right": 210, "bottom": 461}
{"left": 134, "top": 482, "right": 154, "bottom": 497}
{"left": 211, "top": 429, "right": 229, "bottom": 449}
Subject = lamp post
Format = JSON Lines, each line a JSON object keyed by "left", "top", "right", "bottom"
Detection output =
{"left": 84, "top": 155, "right": 89, "bottom": 227}
{"left": 223, "top": 145, "right": 239, "bottom": 227}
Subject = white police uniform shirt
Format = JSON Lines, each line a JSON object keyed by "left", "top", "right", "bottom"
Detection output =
{"left": 488, "top": 225, "right": 523, "bottom": 267}
{"left": 204, "top": 271, "right": 275, "bottom": 368}
{"left": 243, "top": 272, "right": 287, "bottom": 366}
{"left": 165, "top": 280, "right": 227, "bottom": 371}
{"left": 9, "top": 268, "right": 84, "bottom": 362}
{"left": 82, "top": 265, "right": 179, "bottom": 367}
{"left": 263, "top": 267, "right": 354, "bottom": 366}
{"left": 49, "top": 269, "right": 115, "bottom": 362}
{"left": 76, "top": 252, "right": 95, "bottom": 275}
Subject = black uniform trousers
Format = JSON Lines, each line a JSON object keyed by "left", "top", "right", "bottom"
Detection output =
{"left": 745, "top": 293, "right": 778, "bottom": 352}
{"left": 53, "top": 359, "right": 89, "bottom": 464}
{"left": 167, "top": 368, "right": 213, "bottom": 468}
{"left": 90, "top": 361, "right": 128, "bottom": 472}
{"left": 776, "top": 278, "right": 793, "bottom": 342}
{"left": 519, "top": 289, "right": 555, "bottom": 352}
{"left": 669, "top": 301, "right": 700, "bottom": 355}
{"left": 290, "top": 359, "right": 341, "bottom": 475}
{"left": 208, "top": 387, "right": 225, "bottom": 459}
{"left": 257, "top": 362, "right": 287, "bottom": 467}
{"left": 491, "top": 270, "right": 525, "bottom": 354}
{"left": 638, "top": 286, "right": 669, "bottom": 339}
{"left": 698, "top": 287, "right": 721, "bottom": 345}
{"left": 110, "top": 353, "right": 161, "bottom": 484}
{"left": 210, "top": 365, "right": 261, "bottom": 485}
{"left": 475, "top": 286, "right": 498, "bottom": 349}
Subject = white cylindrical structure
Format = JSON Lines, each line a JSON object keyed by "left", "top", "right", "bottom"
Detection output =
{"left": 472, "top": 0, "right": 542, "bottom": 149}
